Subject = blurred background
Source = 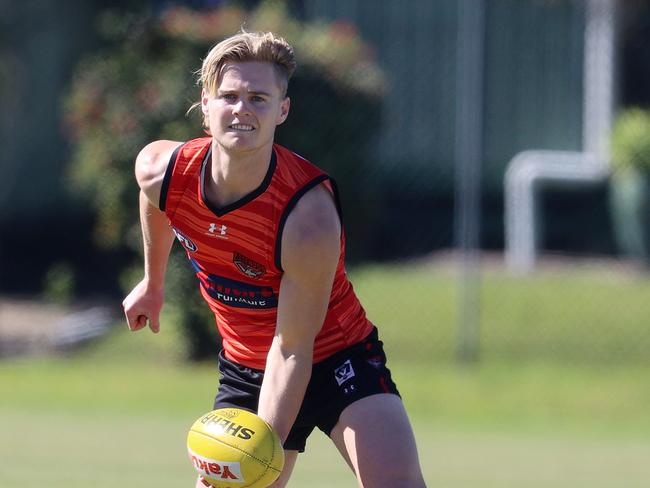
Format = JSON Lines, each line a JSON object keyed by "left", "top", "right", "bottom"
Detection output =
{"left": 1, "top": 0, "right": 650, "bottom": 487}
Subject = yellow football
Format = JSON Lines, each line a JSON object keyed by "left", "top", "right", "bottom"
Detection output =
{"left": 187, "top": 408, "right": 284, "bottom": 488}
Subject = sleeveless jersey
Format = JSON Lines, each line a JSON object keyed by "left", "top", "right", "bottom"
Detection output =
{"left": 160, "top": 137, "right": 374, "bottom": 369}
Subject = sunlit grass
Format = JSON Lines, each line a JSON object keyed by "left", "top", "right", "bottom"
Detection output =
{"left": 2, "top": 261, "right": 650, "bottom": 487}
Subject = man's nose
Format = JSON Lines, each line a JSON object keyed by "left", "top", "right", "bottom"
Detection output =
{"left": 233, "top": 99, "right": 251, "bottom": 115}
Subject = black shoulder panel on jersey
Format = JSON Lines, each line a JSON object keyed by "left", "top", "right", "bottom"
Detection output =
{"left": 274, "top": 174, "right": 330, "bottom": 272}
{"left": 159, "top": 143, "right": 184, "bottom": 211}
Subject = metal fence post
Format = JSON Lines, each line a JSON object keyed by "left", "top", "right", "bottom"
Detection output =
{"left": 455, "top": 0, "right": 485, "bottom": 363}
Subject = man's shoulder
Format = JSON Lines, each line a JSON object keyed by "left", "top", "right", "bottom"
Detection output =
{"left": 138, "top": 137, "right": 212, "bottom": 177}
{"left": 282, "top": 185, "right": 341, "bottom": 254}
{"left": 280, "top": 182, "right": 341, "bottom": 279}
{"left": 138, "top": 140, "right": 184, "bottom": 169}
{"left": 135, "top": 139, "right": 185, "bottom": 209}
{"left": 274, "top": 143, "right": 317, "bottom": 167}
{"left": 179, "top": 136, "right": 212, "bottom": 153}
{"left": 139, "top": 136, "right": 210, "bottom": 161}
{"left": 273, "top": 143, "right": 329, "bottom": 187}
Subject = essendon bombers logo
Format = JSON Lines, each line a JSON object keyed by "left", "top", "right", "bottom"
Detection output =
{"left": 233, "top": 252, "right": 265, "bottom": 280}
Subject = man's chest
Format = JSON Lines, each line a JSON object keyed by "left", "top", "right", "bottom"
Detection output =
{"left": 170, "top": 203, "right": 278, "bottom": 284}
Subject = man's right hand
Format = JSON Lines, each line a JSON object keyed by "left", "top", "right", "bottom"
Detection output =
{"left": 122, "top": 279, "right": 164, "bottom": 333}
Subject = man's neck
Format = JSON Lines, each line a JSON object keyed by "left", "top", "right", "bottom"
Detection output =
{"left": 205, "top": 141, "right": 273, "bottom": 208}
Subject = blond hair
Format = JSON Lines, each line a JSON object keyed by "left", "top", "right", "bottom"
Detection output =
{"left": 190, "top": 30, "right": 296, "bottom": 128}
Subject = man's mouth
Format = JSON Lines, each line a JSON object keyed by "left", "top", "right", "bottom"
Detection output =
{"left": 229, "top": 124, "right": 254, "bottom": 132}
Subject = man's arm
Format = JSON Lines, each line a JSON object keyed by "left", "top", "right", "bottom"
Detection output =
{"left": 257, "top": 184, "right": 341, "bottom": 442}
{"left": 122, "top": 140, "right": 182, "bottom": 333}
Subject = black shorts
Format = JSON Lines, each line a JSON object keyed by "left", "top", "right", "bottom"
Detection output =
{"left": 212, "top": 327, "right": 400, "bottom": 452}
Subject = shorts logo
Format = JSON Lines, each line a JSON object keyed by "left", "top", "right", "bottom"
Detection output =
{"left": 334, "top": 359, "right": 355, "bottom": 386}
{"left": 173, "top": 228, "right": 197, "bottom": 252}
{"left": 233, "top": 252, "right": 266, "bottom": 280}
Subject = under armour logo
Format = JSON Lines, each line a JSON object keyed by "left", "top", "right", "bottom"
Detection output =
{"left": 207, "top": 223, "right": 227, "bottom": 237}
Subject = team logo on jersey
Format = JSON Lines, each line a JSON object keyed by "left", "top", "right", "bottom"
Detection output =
{"left": 172, "top": 228, "right": 197, "bottom": 252}
{"left": 233, "top": 252, "right": 265, "bottom": 280}
{"left": 334, "top": 360, "right": 356, "bottom": 386}
{"left": 206, "top": 223, "right": 228, "bottom": 239}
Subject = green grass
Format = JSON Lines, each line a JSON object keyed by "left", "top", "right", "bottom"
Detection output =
{"left": 2, "top": 261, "right": 650, "bottom": 487}
{"left": 2, "top": 357, "right": 649, "bottom": 487}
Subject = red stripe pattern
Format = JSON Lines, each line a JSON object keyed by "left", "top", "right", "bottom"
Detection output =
{"left": 164, "top": 138, "right": 373, "bottom": 369}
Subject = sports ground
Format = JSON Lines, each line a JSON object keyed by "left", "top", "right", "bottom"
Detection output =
{"left": 2, "top": 259, "right": 650, "bottom": 487}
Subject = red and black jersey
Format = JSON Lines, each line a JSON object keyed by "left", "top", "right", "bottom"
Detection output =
{"left": 160, "top": 137, "right": 373, "bottom": 369}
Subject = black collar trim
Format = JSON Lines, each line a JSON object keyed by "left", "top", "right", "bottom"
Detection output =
{"left": 200, "top": 148, "right": 277, "bottom": 217}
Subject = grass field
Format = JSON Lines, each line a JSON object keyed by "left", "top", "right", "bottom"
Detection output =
{"left": 2, "top": 260, "right": 650, "bottom": 487}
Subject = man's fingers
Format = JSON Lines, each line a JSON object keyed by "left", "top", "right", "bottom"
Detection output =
{"left": 126, "top": 312, "right": 148, "bottom": 331}
{"left": 135, "top": 315, "right": 148, "bottom": 330}
{"left": 149, "top": 315, "right": 160, "bottom": 334}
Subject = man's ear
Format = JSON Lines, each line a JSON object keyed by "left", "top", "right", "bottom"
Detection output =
{"left": 277, "top": 97, "right": 290, "bottom": 125}
{"left": 201, "top": 89, "right": 210, "bottom": 115}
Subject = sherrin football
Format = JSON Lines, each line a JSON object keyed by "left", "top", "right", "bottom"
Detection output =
{"left": 187, "top": 408, "right": 284, "bottom": 488}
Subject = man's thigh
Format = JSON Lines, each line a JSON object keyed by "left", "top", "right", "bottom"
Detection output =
{"left": 329, "top": 394, "right": 426, "bottom": 488}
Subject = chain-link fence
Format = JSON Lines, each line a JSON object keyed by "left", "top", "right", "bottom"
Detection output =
{"left": 294, "top": 0, "right": 650, "bottom": 366}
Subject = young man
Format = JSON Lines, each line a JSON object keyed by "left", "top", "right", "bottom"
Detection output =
{"left": 122, "top": 31, "right": 426, "bottom": 488}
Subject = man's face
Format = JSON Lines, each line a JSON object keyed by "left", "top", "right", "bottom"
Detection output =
{"left": 202, "top": 61, "right": 290, "bottom": 155}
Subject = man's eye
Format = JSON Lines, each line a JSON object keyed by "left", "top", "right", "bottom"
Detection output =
{"left": 251, "top": 96, "right": 265, "bottom": 103}
{"left": 222, "top": 94, "right": 237, "bottom": 102}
